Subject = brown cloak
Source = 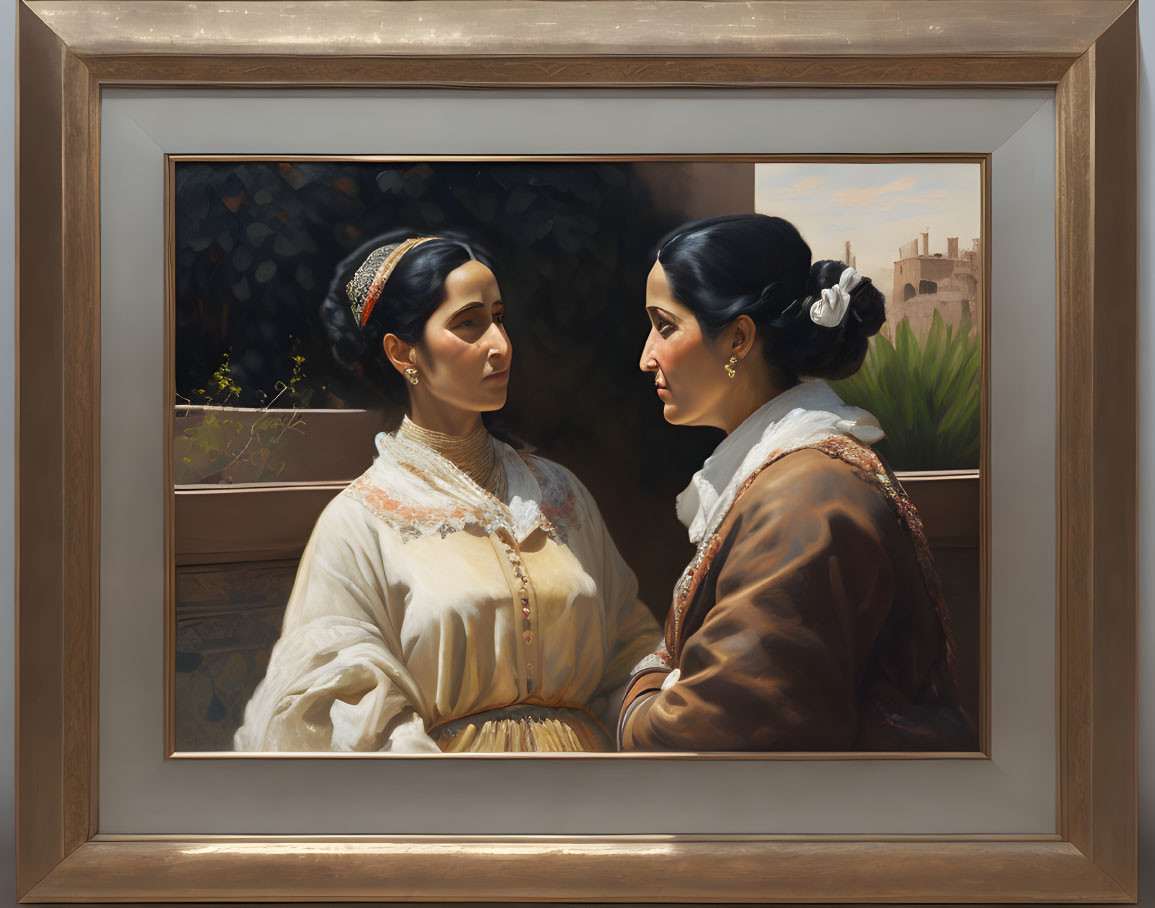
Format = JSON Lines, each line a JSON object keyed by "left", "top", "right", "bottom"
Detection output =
{"left": 619, "top": 438, "right": 976, "bottom": 752}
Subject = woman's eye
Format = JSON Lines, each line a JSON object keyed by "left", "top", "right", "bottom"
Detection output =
{"left": 657, "top": 319, "right": 675, "bottom": 338}
{"left": 493, "top": 312, "right": 504, "bottom": 324}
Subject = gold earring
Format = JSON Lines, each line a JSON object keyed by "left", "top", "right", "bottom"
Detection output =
{"left": 404, "top": 367, "right": 419, "bottom": 385}
{"left": 724, "top": 355, "right": 738, "bottom": 379}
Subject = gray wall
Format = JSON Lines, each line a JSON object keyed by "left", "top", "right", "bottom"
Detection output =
{"left": 0, "top": 1, "right": 1152, "bottom": 901}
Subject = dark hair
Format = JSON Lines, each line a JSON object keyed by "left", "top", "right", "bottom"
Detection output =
{"left": 320, "top": 229, "right": 497, "bottom": 404}
{"left": 655, "top": 214, "right": 886, "bottom": 382}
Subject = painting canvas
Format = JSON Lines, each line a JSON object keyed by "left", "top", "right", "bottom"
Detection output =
{"left": 170, "top": 157, "right": 983, "bottom": 755}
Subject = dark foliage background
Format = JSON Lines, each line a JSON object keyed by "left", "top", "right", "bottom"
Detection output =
{"left": 175, "top": 160, "right": 724, "bottom": 614}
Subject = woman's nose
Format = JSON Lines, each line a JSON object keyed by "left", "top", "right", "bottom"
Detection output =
{"left": 639, "top": 330, "right": 657, "bottom": 372}
{"left": 488, "top": 322, "right": 511, "bottom": 360}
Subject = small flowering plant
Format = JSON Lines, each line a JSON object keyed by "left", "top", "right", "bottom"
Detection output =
{"left": 175, "top": 340, "right": 319, "bottom": 484}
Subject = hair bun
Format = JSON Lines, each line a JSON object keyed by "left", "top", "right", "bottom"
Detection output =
{"left": 806, "top": 260, "right": 885, "bottom": 337}
{"left": 846, "top": 275, "right": 886, "bottom": 338}
{"left": 764, "top": 258, "right": 887, "bottom": 380}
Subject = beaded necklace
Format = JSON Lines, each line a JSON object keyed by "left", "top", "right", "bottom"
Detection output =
{"left": 399, "top": 416, "right": 506, "bottom": 498}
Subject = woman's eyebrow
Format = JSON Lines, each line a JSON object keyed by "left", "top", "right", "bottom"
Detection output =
{"left": 448, "top": 301, "right": 484, "bottom": 319}
{"left": 646, "top": 306, "right": 677, "bottom": 321}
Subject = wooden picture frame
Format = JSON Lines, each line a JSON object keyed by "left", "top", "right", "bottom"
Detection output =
{"left": 15, "top": 0, "right": 1137, "bottom": 901}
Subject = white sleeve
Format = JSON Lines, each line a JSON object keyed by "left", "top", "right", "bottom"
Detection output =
{"left": 233, "top": 499, "right": 439, "bottom": 753}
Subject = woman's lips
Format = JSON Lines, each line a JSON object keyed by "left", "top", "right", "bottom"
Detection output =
{"left": 656, "top": 386, "right": 672, "bottom": 401}
{"left": 484, "top": 368, "right": 510, "bottom": 382}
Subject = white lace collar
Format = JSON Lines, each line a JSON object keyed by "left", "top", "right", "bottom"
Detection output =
{"left": 675, "top": 380, "right": 885, "bottom": 545}
{"left": 364, "top": 430, "right": 550, "bottom": 543}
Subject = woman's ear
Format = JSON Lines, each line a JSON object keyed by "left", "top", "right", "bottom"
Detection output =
{"left": 730, "top": 314, "right": 757, "bottom": 361}
{"left": 382, "top": 334, "right": 416, "bottom": 378}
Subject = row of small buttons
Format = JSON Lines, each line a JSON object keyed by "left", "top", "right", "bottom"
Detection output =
{"left": 499, "top": 534, "right": 535, "bottom": 691}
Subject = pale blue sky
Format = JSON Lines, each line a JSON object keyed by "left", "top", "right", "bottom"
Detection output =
{"left": 754, "top": 162, "right": 982, "bottom": 295}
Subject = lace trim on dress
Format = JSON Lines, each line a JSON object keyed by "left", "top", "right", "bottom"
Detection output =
{"left": 342, "top": 431, "right": 580, "bottom": 544}
{"left": 520, "top": 453, "right": 583, "bottom": 536}
{"left": 668, "top": 533, "right": 723, "bottom": 658}
{"left": 344, "top": 473, "right": 514, "bottom": 543}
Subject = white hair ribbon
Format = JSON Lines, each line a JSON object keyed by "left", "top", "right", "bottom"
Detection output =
{"left": 809, "top": 266, "right": 864, "bottom": 328}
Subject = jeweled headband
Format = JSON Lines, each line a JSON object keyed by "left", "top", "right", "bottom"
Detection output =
{"left": 346, "top": 236, "right": 436, "bottom": 327}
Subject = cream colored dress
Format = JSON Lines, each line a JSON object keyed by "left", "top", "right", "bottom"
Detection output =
{"left": 233, "top": 426, "right": 661, "bottom": 753}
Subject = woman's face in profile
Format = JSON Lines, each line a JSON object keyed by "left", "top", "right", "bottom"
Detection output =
{"left": 640, "top": 259, "right": 732, "bottom": 428}
{"left": 413, "top": 259, "right": 512, "bottom": 414}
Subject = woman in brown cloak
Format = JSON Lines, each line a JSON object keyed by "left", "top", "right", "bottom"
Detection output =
{"left": 618, "top": 214, "right": 976, "bottom": 753}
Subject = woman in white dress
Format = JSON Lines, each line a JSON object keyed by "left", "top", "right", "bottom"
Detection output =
{"left": 234, "top": 233, "right": 661, "bottom": 753}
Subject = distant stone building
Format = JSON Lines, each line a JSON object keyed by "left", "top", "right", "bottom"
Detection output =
{"left": 885, "top": 231, "right": 981, "bottom": 342}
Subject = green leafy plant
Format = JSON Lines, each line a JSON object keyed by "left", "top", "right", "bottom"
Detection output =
{"left": 175, "top": 345, "right": 314, "bottom": 484}
{"left": 831, "top": 308, "right": 981, "bottom": 471}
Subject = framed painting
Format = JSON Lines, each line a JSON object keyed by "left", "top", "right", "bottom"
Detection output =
{"left": 15, "top": 0, "right": 1137, "bottom": 902}
{"left": 166, "top": 153, "right": 988, "bottom": 758}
